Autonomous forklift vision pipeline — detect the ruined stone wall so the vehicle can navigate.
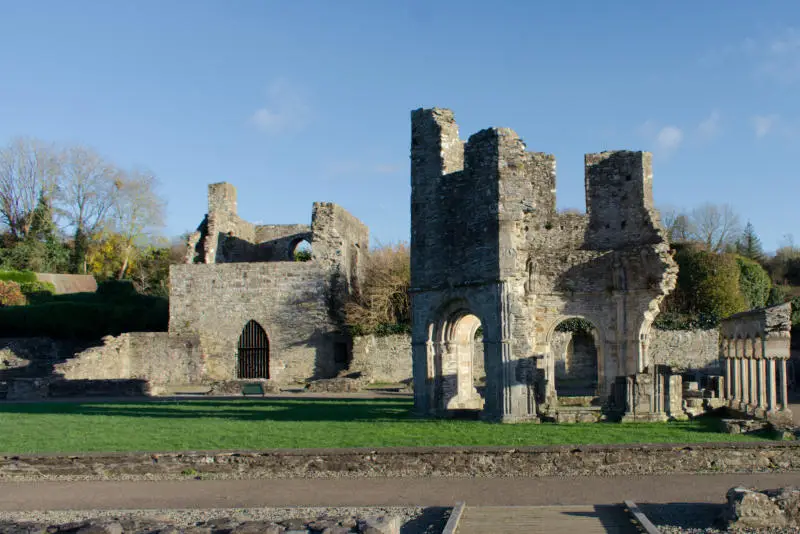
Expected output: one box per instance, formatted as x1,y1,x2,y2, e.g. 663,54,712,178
54,333,204,385
648,328,721,373
169,262,344,384
410,107,678,422
311,202,369,300
410,109,499,290
350,334,413,383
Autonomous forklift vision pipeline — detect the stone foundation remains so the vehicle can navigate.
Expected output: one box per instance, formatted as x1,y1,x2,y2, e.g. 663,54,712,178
3,442,800,481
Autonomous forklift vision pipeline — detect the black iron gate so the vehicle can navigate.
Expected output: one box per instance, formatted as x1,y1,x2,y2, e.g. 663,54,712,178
237,320,270,379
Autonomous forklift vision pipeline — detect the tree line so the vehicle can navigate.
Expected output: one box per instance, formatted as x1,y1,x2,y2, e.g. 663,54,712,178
0,137,181,296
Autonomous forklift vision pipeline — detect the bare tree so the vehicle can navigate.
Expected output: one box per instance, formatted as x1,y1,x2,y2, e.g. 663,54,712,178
688,203,741,252
55,146,121,272
0,138,60,240
56,146,119,234
658,205,694,243
109,168,166,279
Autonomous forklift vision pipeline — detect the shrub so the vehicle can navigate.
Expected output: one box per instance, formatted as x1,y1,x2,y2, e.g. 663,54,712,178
674,247,747,320
0,270,37,284
736,256,771,309
0,280,26,306
791,296,800,327
19,281,56,304
344,242,410,335
555,317,595,334
767,285,789,307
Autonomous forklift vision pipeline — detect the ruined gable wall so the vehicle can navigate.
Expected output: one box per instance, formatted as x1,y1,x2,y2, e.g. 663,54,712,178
169,262,341,383
253,224,312,262
203,182,258,263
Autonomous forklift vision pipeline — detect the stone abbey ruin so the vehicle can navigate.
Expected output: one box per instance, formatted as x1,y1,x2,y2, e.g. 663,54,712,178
2,107,792,426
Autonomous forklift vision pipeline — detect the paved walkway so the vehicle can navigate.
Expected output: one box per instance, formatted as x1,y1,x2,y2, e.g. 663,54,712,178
457,505,638,534
1,473,798,511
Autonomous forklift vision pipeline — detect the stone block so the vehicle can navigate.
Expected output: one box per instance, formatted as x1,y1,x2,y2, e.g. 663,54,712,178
359,515,401,534
723,487,788,529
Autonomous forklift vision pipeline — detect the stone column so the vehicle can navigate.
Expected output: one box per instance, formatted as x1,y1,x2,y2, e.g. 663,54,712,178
725,355,733,400
779,359,789,410
758,358,767,408
749,358,758,409
741,357,750,406
733,355,742,402
767,358,777,411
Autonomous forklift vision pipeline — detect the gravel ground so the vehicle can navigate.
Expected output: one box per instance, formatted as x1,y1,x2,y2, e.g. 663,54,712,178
638,503,800,533
0,506,451,534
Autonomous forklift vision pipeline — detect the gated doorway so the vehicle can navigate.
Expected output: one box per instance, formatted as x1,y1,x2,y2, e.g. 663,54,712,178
237,320,270,379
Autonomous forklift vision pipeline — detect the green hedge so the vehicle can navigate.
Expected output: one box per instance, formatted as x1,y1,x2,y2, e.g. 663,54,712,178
736,256,771,310
0,292,168,340
0,270,37,284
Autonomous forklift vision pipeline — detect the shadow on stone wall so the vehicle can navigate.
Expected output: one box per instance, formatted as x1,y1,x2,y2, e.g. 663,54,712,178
0,338,102,382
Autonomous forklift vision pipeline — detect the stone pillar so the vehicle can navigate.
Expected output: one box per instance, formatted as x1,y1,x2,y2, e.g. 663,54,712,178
767,358,777,411
740,357,748,405
733,356,741,401
758,358,767,408
725,350,733,399
779,359,789,410
749,358,758,409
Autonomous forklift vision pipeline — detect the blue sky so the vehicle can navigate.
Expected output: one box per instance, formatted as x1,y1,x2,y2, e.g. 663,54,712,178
0,1,798,252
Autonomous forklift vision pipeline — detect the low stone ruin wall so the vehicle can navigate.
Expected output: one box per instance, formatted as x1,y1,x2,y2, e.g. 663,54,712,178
2,442,798,481
350,334,413,383
55,333,204,385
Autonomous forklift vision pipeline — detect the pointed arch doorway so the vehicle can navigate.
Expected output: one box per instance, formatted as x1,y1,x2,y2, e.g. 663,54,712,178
237,320,270,379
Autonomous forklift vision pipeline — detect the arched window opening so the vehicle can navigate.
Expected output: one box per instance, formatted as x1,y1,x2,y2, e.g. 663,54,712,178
237,320,270,379
553,318,598,398
292,239,312,262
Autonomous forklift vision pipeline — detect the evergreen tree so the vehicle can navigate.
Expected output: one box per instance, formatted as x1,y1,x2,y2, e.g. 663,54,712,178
737,221,764,262
70,226,90,274
17,192,69,272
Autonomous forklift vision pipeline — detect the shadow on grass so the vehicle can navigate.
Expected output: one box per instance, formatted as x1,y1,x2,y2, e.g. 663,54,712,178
0,397,420,423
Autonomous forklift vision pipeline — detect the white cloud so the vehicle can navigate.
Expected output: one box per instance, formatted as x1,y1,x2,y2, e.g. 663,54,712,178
250,79,312,135
637,121,683,156
759,28,800,84
655,126,683,152
696,110,721,140
753,114,780,138
701,28,800,85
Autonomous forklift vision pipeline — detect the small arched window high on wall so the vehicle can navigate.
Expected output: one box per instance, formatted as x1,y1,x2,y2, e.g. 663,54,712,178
237,320,270,379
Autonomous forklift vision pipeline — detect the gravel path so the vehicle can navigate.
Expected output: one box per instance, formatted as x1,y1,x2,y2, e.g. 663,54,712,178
0,506,450,534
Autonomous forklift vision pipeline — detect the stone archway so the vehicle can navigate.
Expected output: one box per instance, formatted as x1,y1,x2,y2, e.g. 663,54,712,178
544,316,607,403
429,304,486,415
237,320,270,379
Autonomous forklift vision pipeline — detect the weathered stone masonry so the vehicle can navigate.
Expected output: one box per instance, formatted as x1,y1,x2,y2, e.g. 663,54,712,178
168,182,369,384
410,108,679,422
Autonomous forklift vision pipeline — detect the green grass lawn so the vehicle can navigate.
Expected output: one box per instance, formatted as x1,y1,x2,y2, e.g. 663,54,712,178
0,397,774,454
